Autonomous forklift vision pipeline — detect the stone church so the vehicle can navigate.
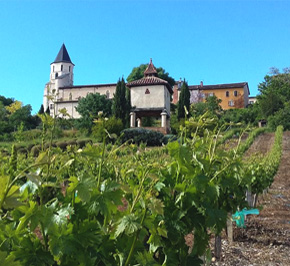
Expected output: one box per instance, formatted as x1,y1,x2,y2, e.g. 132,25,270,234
43,44,173,134
43,44,117,119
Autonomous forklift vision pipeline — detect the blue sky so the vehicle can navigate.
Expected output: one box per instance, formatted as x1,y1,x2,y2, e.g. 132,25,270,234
0,0,290,113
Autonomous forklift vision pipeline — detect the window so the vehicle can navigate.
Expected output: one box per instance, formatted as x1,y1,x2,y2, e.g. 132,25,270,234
209,92,214,97
50,103,54,110
106,90,110,98
53,66,55,72
145,88,150,94
55,73,58,78
226,91,229,97
61,65,63,71
69,66,71,72
228,100,234,107
234,90,238,97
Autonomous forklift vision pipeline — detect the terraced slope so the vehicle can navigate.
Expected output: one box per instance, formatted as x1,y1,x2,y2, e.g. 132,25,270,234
211,132,290,266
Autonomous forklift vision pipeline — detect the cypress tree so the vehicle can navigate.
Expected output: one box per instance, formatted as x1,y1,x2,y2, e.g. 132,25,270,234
38,104,44,114
112,77,129,126
177,80,190,119
112,79,122,118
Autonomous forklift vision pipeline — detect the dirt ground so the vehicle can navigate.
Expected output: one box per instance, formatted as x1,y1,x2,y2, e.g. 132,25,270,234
211,132,290,266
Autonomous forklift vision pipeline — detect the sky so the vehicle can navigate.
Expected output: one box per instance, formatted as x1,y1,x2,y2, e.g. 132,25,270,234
0,0,290,114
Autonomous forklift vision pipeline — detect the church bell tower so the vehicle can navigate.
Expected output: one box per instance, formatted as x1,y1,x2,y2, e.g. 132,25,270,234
43,44,74,115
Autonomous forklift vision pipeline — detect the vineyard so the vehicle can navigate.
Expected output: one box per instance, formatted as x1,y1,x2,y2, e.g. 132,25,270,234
0,121,288,266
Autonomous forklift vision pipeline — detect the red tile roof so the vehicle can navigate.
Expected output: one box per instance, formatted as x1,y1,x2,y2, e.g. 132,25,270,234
144,58,158,77
127,59,173,94
127,76,173,94
188,82,250,95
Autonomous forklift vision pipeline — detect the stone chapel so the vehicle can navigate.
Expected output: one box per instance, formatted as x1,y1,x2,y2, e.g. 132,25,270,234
43,44,173,133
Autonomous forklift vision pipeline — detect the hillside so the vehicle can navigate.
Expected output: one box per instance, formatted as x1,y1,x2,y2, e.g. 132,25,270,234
211,132,290,265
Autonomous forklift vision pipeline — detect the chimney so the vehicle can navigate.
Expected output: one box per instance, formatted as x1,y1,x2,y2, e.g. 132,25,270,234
200,81,203,87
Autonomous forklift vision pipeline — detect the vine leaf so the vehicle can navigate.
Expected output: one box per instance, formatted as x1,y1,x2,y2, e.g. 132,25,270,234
115,214,141,237
0,251,21,266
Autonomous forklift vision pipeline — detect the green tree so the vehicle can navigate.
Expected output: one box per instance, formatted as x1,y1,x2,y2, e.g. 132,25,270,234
75,93,112,130
257,69,290,117
177,80,190,119
112,78,130,127
38,104,44,114
206,95,222,113
127,63,175,87
0,95,14,106
9,104,34,130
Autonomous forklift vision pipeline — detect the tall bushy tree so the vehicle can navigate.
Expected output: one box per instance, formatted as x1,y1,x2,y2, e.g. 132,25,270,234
112,78,126,123
112,78,131,128
75,93,112,131
257,69,290,117
177,80,190,119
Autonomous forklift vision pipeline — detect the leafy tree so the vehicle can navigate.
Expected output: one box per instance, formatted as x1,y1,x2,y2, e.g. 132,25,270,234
0,95,13,106
38,104,44,114
267,102,290,130
257,69,290,118
219,104,260,126
177,80,190,119
5,100,22,114
127,63,175,87
9,104,34,130
75,93,112,130
112,78,130,127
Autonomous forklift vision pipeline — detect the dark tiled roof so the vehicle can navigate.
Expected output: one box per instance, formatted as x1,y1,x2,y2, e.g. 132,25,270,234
127,76,173,94
144,58,158,77
188,82,249,94
52,44,73,64
59,83,117,89
189,82,248,90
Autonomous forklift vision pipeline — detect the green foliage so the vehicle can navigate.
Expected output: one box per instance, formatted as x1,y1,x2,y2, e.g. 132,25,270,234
220,104,260,126
0,95,38,137
177,80,190,119
112,78,130,127
92,116,123,142
127,63,175,87
121,128,164,146
244,126,283,201
75,93,112,131
258,71,290,118
267,102,290,131
0,110,283,265
236,127,267,155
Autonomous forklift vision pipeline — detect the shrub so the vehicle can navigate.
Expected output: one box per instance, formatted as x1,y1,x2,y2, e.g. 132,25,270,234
92,117,124,142
120,128,164,146
162,134,177,145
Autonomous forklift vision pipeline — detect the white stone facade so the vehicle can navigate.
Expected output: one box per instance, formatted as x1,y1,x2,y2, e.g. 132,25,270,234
131,84,171,113
43,44,116,119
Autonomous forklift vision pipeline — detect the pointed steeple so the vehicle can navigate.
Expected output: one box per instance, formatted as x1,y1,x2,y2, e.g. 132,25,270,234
144,58,158,77
53,44,73,64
